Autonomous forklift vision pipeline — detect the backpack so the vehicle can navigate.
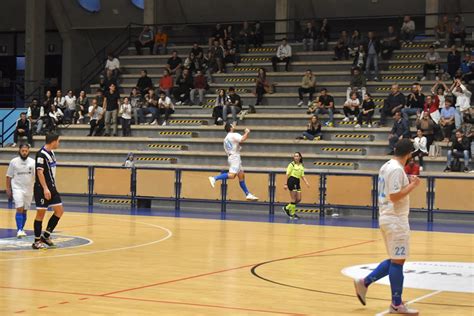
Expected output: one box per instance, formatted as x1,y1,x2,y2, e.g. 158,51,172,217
450,158,462,172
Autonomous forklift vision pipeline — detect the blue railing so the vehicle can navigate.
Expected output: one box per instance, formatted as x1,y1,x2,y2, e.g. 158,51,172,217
0,108,24,147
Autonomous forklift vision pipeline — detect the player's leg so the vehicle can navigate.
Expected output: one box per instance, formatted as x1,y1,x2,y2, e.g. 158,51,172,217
292,190,302,219
41,193,64,247
32,208,47,249
285,190,298,218
237,171,258,201
209,156,239,188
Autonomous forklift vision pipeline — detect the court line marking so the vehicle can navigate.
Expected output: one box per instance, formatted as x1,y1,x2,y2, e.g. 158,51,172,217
0,234,94,253
374,290,443,316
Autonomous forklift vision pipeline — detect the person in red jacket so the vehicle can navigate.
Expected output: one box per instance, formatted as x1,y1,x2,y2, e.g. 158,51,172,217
423,95,439,114
158,69,174,98
190,70,208,106
404,157,421,175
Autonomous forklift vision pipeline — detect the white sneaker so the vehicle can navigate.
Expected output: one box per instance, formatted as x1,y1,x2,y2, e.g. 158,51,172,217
246,193,259,201
420,76,426,81
367,124,372,128
11,143,16,147
353,116,357,121
434,40,440,45
217,117,223,123
419,166,423,172
307,101,312,107
297,100,304,106
239,110,248,120
150,120,158,125
389,303,419,315
353,278,367,306
208,176,216,188
161,121,167,126
17,230,27,238
342,117,350,122
435,76,440,81
354,124,361,128
175,101,182,105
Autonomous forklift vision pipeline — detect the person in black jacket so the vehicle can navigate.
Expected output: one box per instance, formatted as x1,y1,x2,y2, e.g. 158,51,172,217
316,18,330,51
173,69,194,105
444,129,471,172
380,84,406,126
401,83,425,121
136,70,154,97
302,22,316,51
13,112,32,147
364,31,381,81
388,111,410,154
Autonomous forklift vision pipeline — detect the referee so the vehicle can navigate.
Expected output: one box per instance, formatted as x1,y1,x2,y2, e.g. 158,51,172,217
32,133,64,250
282,152,310,219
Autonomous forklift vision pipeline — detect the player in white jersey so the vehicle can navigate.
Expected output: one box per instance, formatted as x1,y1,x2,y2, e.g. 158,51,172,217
6,144,35,238
353,138,420,315
208,122,258,200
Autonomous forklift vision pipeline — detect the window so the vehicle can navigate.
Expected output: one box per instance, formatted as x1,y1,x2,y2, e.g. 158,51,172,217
77,0,101,13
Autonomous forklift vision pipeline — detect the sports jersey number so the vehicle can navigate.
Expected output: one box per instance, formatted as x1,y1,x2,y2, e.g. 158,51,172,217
395,246,406,256
40,199,45,205
378,177,386,198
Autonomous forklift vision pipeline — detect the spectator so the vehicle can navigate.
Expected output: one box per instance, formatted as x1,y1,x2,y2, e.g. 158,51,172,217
297,69,317,107
76,90,88,124
423,95,439,117
104,53,120,80
430,81,448,113
123,152,135,168
449,15,466,47
64,90,77,123
316,18,330,51
348,29,362,56
209,23,225,47
190,70,208,106
309,88,335,127
255,68,272,106
47,104,63,132
421,46,441,81
251,21,264,48
224,39,239,66
120,97,132,136
173,69,193,105
224,25,235,42
53,90,65,112
166,51,183,81
333,30,349,60
213,89,229,125
440,99,456,141
447,45,462,79
404,158,421,175
347,67,367,100
140,89,159,125
103,83,120,136
402,83,425,121
129,87,143,124
400,15,415,44
355,93,375,128
159,69,174,97
27,98,45,135
445,129,471,172
136,69,154,97
87,99,104,136
416,111,437,149
364,31,381,81
184,52,197,74
223,87,242,124
450,79,472,128
352,45,366,70
380,84,406,126
302,22,316,51
12,112,32,147
297,115,322,140
381,26,401,59
236,21,251,53
343,91,360,122
461,108,474,155
203,50,218,81
211,40,225,73
153,27,168,55
191,42,204,60
271,38,292,72
388,111,410,155
135,26,154,55
158,91,175,126
434,15,451,47
94,89,104,111
412,129,428,167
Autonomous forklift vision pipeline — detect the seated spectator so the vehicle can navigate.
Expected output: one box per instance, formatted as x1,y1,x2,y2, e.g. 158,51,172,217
309,88,335,127
184,52,197,74
166,51,183,81
105,53,120,80
297,69,317,107
223,87,242,125
440,100,456,141
136,69,154,97
251,21,264,48
416,111,437,149
460,53,474,83
53,89,65,112
190,70,208,106
297,115,322,140
333,30,349,60
450,79,472,128
94,89,104,111
191,42,204,60
224,25,235,42
87,99,104,136
27,98,45,135
352,45,366,70
343,91,360,122
140,89,159,125
48,104,64,131
159,69,174,97
255,67,272,106
236,21,251,53
421,46,441,81
364,31,381,81
400,15,415,44
380,84,406,126
316,18,330,51
459,53,472,79
447,45,461,79
213,89,229,125
461,108,474,155
355,93,375,128
203,50,218,81
64,90,77,123
76,90,88,124
135,26,154,55
402,83,425,121
119,97,132,136
423,95,439,117
271,38,292,72
431,81,449,112
381,26,400,60
434,15,451,47
302,22,316,52
404,158,421,175
173,69,193,105
209,23,225,47
347,67,366,100
211,40,225,73
123,153,135,168
12,112,32,147
224,39,239,66
348,30,362,56
412,129,428,167
449,15,466,47
444,129,471,172
153,27,168,55
129,87,144,124
43,90,53,113
388,111,410,155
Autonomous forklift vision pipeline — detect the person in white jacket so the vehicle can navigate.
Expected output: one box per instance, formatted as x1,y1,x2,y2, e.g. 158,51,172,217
450,79,472,128
412,129,428,167
271,38,292,72
120,97,132,136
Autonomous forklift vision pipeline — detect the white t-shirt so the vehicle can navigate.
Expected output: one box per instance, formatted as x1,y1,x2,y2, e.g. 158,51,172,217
64,95,76,110
105,58,120,71
6,157,35,192
224,132,243,157
88,105,103,120
158,96,174,110
413,136,427,153
378,159,410,224
120,103,132,119
344,98,360,107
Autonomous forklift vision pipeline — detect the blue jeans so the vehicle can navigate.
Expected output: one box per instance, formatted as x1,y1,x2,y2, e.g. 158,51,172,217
315,107,334,123
138,107,158,123
365,54,379,79
454,108,462,129
401,107,419,121
447,149,470,168
302,132,321,140
223,105,240,123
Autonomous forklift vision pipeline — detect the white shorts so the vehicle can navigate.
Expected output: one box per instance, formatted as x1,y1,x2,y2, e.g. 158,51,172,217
380,220,410,259
228,155,243,174
13,190,33,210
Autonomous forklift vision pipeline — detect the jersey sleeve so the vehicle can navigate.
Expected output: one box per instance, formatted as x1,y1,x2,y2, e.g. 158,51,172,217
234,133,243,143
286,163,293,176
36,153,46,170
6,161,14,178
387,168,405,194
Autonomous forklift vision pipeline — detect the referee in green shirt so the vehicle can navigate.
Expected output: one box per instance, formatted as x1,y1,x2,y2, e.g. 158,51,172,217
283,152,310,219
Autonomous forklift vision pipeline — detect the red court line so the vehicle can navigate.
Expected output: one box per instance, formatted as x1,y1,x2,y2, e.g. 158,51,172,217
14,311,25,314
101,239,376,296
37,305,48,309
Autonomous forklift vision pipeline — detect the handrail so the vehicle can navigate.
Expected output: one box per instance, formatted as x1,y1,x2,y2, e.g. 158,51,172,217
0,108,19,147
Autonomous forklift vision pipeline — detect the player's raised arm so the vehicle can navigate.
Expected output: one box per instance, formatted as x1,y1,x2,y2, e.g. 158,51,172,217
240,128,250,142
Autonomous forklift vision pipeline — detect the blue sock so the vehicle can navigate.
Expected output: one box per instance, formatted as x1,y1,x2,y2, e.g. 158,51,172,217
389,262,404,306
15,212,23,231
215,173,228,181
364,259,391,287
239,180,250,195
22,212,27,230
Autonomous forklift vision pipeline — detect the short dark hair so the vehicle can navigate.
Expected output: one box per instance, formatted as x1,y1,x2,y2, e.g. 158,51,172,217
282,38,287,41
19,143,30,149
320,88,327,92
429,45,435,49
45,133,59,144
142,69,148,74
394,138,414,157
20,112,26,116
224,122,233,133
228,87,235,92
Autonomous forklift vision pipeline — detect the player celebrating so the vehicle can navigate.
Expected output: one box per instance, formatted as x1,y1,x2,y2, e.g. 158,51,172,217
353,138,420,315
208,122,258,201
282,152,310,219
32,133,65,250
6,144,35,238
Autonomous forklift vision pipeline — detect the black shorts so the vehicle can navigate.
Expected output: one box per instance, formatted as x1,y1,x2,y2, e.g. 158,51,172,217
287,176,301,192
34,185,62,209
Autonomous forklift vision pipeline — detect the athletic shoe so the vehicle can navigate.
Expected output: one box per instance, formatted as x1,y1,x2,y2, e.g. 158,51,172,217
208,176,216,188
389,303,419,315
464,167,469,172
354,124,361,128
292,213,300,220
342,117,350,122
353,278,367,306
239,110,248,120
246,193,259,201
17,230,27,238
353,116,357,121
32,241,47,250
297,100,304,107
420,76,426,81
367,124,372,128
282,206,291,218
11,143,16,147
433,40,440,45
161,121,167,126
435,76,440,81
443,167,451,172
307,101,312,107
41,236,56,248
150,120,158,125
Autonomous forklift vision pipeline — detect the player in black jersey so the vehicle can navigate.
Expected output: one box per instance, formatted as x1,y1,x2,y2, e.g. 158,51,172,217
32,133,64,249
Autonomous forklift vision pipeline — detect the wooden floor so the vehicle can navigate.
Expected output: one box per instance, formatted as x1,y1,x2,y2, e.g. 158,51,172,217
0,209,472,315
